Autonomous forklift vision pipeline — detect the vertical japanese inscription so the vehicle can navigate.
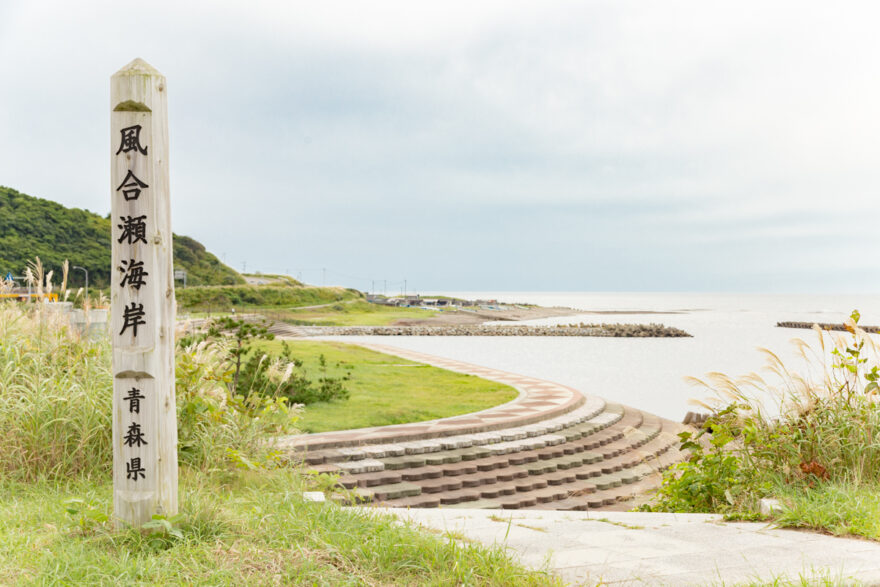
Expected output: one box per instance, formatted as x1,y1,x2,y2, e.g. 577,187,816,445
114,121,152,485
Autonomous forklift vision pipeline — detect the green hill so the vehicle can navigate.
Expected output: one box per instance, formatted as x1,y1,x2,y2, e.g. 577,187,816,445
0,185,244,288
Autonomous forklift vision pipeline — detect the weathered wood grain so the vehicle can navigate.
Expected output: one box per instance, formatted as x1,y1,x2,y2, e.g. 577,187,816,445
110,58,177,526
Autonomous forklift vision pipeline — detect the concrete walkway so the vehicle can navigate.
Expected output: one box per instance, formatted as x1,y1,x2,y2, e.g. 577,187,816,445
383,508,880,585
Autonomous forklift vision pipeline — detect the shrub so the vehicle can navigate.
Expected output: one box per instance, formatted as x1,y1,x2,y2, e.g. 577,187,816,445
646,311,880,513
201,318,350,406
175,337,298,470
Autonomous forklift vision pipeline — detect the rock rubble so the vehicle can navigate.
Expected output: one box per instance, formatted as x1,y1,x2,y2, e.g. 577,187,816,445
777,321,880,334
291,323,692,337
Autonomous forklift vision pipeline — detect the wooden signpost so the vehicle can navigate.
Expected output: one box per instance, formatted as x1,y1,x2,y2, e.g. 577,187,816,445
110,58,178,526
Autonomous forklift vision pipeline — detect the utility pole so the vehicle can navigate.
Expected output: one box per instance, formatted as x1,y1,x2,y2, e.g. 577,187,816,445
322,267,326,286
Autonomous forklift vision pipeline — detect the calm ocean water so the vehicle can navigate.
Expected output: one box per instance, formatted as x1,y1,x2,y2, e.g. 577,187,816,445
328,293,880,421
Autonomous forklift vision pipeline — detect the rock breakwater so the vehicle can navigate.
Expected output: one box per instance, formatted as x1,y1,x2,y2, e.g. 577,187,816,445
777,321,880,334
288,323,692,337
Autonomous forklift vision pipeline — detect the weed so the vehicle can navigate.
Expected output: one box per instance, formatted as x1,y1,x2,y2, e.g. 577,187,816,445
140,513,186,548
592,517,644,530
515,523,548,532
63,498,110,535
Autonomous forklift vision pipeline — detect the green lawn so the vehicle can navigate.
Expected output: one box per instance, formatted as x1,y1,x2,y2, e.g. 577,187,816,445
255,340,518,433
0,470,558,585
279,300,440,326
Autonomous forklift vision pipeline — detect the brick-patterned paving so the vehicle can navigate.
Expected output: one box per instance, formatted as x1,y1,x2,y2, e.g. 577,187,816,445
281,344,689,511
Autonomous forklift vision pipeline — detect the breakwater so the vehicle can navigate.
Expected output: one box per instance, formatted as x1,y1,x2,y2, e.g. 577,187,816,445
285,323,692,337
777,321,880,334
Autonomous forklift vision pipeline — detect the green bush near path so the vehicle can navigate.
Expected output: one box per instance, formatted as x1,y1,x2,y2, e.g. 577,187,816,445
255,339,519,433
644,311,880,542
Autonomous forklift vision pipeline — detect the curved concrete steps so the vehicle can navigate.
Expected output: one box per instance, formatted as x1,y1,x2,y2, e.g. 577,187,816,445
283,345,689,511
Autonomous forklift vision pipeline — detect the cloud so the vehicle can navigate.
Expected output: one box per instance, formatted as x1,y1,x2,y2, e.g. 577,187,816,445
2,1,880,292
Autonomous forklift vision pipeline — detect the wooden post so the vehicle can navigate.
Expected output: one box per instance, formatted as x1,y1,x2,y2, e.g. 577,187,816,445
110,58,178,526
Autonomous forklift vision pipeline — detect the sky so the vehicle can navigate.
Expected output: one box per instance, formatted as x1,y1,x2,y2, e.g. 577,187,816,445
2,1,879,294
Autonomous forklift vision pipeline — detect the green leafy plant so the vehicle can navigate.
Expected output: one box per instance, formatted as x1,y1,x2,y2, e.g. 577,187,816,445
141,513,186,549
63,497,109,535
642,405,759,512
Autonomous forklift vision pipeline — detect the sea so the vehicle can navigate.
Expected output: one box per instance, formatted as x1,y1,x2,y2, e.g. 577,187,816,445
328,293,880,421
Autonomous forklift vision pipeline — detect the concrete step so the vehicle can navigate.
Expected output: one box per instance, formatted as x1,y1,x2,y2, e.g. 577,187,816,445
443,499,502,509
297,400,616,465
322,403,688,512
355,481,422,502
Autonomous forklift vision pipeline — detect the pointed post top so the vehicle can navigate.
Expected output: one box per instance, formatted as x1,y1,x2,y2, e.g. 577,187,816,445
113,58,162,78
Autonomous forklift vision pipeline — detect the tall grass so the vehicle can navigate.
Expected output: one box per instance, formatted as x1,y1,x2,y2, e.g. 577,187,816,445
687,313,880,485
647,311,880,522
0,302,298,481
0,304,112,479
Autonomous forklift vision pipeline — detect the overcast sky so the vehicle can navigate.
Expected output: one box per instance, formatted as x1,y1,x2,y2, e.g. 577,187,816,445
2,1,879,293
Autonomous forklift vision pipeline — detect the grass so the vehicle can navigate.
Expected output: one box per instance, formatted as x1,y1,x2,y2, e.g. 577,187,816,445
0,469,560,586
0,301,556,585
177,284,362,312
773,481,880,539
255,339,518,433
276,300,440,326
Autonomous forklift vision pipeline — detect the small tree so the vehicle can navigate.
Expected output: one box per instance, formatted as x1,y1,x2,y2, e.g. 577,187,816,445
202,317,350,405
207,317,274,394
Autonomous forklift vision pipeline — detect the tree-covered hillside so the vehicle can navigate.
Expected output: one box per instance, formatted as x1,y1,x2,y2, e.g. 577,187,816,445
0,185,244,288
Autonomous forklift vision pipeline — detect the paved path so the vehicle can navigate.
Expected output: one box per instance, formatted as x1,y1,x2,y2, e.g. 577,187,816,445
384,508,880,585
